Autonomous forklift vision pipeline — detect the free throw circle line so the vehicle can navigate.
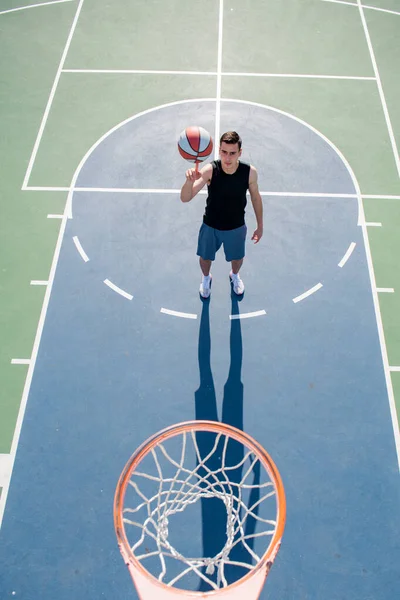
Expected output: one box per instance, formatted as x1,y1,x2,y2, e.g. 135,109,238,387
293,283,323,303
104,279,133,301
338,242,356,267
229,310,267,320
73,236,90,262
160,308,197,319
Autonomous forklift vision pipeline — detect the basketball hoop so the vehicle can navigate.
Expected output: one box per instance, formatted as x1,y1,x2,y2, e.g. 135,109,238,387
114,421,286,599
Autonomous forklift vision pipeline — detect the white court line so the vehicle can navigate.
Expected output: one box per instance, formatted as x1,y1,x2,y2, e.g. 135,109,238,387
223,72,375,80
259,191,357,198
360,3,400,17
10,359,31,365
363,195,400,200
63,68,375,81
104,279,133,300
365,222,382,227
30,280,48,286
338,242,356,267
357,1,400,178
293,283,323,303
63,68,217,75
0,455,12,489
21,0,85,189
22,187,400,200
377,288,394,293
160,308,197,320
73,236,89,262
390,367,400,372
26,186,70,191
0,0,74,16
229,310,267,320
323,0,400,17
214,0,224,158
47,214,63,219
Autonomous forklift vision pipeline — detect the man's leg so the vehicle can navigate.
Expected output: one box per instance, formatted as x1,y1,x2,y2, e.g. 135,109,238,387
230,259,243,275
224,226,246,295
200,257,212,276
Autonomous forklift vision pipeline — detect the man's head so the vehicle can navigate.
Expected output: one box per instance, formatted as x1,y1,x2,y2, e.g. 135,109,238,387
219,131,242,172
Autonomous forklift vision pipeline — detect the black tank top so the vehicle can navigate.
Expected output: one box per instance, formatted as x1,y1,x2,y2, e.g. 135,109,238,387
203,160,250,231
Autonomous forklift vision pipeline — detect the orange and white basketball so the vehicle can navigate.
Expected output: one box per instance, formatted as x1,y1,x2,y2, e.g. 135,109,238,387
177,126,213,163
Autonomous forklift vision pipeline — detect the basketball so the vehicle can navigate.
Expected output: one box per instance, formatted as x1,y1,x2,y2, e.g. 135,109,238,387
177,126,213,163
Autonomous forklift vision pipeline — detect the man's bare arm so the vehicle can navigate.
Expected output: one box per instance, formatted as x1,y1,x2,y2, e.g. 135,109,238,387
180,163,212,203
249,166,263,243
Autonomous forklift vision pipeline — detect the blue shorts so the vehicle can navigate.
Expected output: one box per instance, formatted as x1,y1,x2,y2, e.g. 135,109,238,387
197,223,247,262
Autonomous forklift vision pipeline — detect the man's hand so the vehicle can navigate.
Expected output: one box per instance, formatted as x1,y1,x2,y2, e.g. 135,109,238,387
251,227,263,244
185,167,202,182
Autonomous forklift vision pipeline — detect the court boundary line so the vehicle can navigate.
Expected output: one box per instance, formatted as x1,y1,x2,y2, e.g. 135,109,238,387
21,0,85,190
357,0,400,178
0,0,74,16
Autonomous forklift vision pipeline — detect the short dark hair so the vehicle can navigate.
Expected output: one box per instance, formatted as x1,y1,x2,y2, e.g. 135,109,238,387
220,131,242,150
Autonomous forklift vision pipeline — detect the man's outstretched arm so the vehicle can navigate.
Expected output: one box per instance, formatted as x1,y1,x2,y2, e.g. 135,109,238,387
180,163,212,203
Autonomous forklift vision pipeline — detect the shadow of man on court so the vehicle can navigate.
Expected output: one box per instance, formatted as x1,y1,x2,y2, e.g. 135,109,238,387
194,292,260,591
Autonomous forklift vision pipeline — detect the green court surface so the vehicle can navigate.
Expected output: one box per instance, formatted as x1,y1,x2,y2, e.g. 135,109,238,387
0,0,399,580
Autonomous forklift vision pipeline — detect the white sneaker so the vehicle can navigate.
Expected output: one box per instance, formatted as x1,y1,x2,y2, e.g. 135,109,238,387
229,271,245,295
199,274,212,298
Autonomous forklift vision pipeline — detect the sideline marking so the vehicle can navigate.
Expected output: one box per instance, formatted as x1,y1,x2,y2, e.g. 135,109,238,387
0,0,74,16
365,222,382,227
338,242,356,267
104,279,133,300
214,0,224,158
229,310,266,320
47,214,63,219
0,455,12,489
73,236,89,262
377,288,394,293
30,280,48,286
293,283,323,303
357,0,400,178
160,308,197,320
0,189,71,527
11,359,31,365
21,0,85,189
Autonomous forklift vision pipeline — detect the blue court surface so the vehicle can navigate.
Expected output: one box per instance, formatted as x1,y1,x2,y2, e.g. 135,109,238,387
1,101,400,598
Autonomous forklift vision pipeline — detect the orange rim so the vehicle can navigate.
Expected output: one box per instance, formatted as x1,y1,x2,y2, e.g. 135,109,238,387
114,420,286,596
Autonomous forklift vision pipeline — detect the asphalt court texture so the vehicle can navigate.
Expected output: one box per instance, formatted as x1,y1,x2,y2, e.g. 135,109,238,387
1,98,400,598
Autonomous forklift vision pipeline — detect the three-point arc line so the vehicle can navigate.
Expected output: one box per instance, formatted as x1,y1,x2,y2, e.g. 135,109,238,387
104,279,133,301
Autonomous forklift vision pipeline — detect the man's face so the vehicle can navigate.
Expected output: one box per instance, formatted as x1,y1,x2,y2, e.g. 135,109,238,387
219,142,242,172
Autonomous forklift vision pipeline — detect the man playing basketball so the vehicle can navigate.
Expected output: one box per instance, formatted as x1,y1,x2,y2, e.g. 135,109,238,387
180,131,263,298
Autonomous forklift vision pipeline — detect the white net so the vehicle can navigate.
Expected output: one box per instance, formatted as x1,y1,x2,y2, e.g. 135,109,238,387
122,430,279,592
